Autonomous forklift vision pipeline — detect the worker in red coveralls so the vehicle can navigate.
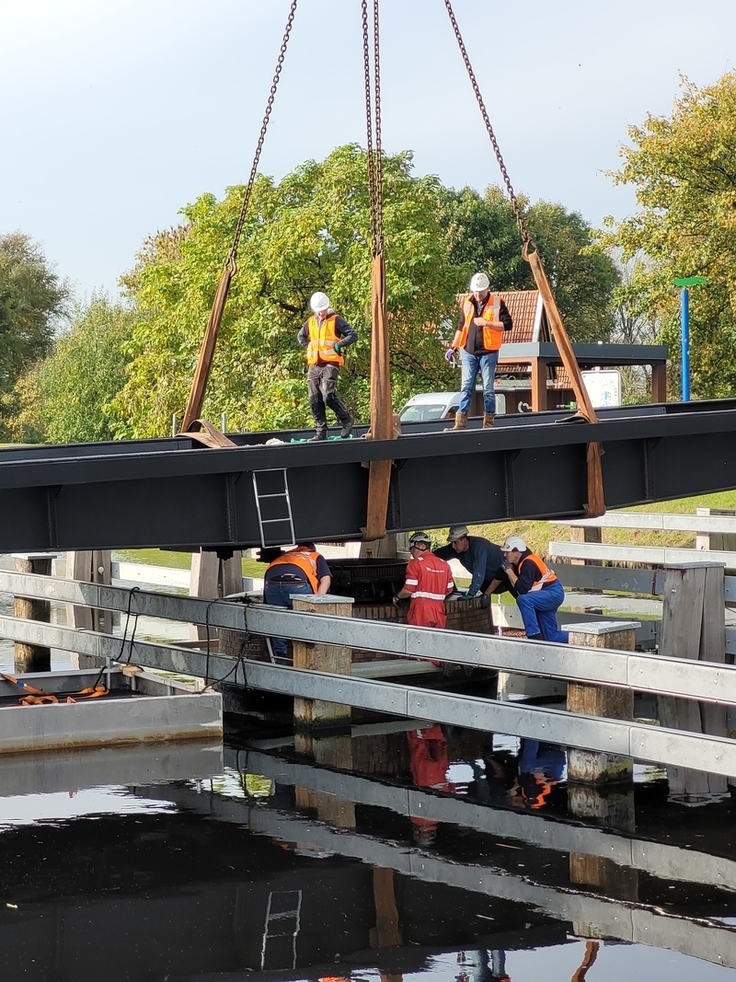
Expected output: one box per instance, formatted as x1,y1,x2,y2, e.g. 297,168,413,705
393,531,454,627
393,531,454,669
406,723,454,846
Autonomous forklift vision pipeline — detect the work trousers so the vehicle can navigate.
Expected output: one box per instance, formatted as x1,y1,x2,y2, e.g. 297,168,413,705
458,348,500,414
407,598,447,666
307,364,351,428
263,580,314,658
516,580,569,643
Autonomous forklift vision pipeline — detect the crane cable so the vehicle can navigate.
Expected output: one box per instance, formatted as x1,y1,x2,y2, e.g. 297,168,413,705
442,0,605,517
361,0,395,541
181,0,300,434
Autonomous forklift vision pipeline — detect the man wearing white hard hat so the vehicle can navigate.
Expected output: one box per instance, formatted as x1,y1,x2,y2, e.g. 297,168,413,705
500,536,568,644
444,271,512,431
297,292,358,441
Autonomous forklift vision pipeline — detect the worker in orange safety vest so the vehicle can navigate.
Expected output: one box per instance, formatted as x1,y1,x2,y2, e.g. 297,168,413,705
297,291,358,441
264,543,331,659
444,271,512,431
500,535,568,643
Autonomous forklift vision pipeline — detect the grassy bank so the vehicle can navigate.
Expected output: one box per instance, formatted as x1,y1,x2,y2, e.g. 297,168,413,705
453,490,736,558
115,490,736,573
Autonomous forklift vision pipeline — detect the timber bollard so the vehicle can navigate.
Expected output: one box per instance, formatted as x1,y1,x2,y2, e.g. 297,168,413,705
13,553,56,673
566,620,639,786
657,562,728,799
292,594,354,730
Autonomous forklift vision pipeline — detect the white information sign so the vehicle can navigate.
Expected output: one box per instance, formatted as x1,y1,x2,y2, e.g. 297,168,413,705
581,369,621,408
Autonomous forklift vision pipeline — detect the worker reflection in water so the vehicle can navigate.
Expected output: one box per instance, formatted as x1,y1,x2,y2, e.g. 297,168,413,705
444,271,513,431
435,525,506,600
263,543,331,659
298,291,358,441
500,536,568,643
513,738,565,810
456,949,510,982
393,531,455,670
406,723,454,846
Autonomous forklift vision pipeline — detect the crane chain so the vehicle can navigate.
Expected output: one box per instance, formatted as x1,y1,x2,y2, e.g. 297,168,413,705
227,0,299,272
443,0,534,250
361,0,384,257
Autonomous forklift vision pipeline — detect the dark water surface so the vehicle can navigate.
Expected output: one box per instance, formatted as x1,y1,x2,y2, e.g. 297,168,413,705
2,709,735,982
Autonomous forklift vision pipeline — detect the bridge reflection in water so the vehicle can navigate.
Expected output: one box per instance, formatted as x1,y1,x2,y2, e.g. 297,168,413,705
2,719,735,982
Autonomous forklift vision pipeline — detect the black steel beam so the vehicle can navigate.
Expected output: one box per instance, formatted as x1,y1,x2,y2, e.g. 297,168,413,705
0,399,735,551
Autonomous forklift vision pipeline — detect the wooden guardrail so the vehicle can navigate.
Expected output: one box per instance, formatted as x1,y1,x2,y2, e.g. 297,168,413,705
548,510,736,653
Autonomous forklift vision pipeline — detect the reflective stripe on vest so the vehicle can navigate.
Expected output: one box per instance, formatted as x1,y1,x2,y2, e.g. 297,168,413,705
306,315,344,366
452,294,504,352
267,551,319,592
518,553,558,592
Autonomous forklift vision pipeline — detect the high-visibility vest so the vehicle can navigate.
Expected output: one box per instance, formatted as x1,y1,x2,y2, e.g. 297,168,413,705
518,553,559,592
266,550,320,591
306,314,344,366
452,293,504,352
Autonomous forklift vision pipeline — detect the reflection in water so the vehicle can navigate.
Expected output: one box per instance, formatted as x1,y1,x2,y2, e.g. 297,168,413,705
513,739,566,811
407,724,454,846
0,711,735,979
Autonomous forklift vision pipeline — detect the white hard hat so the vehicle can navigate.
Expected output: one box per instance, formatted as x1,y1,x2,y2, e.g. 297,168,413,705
310,291,331,313
447,525,469,542
501,536,527,553
409,531,432,548
470,272,490,292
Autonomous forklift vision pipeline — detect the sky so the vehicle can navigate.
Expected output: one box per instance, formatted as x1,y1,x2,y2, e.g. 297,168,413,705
1,0,735,303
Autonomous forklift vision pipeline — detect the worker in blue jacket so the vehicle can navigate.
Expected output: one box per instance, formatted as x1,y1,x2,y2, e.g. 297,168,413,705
434,525,506,598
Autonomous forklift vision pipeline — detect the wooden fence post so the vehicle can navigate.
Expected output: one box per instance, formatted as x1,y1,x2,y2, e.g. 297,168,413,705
13,553,55,673
657,562,728,800
292,594,354,730
567,620,638,785
695,507,736,553
189,549,244,640
567,620,639,908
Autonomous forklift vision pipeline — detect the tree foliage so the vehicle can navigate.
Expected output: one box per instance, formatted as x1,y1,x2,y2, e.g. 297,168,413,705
604,73,736,398
2,297,137,444
111,146,462,437
437,187,619,341
0,233,69,404
110,145,621,439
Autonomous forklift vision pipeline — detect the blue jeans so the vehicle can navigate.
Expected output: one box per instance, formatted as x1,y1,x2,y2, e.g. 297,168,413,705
459,348,499,414
516,580,569,643
263,580,314,657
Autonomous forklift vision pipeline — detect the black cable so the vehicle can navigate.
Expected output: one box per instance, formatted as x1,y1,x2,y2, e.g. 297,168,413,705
91,585,141,690
199,596,256,691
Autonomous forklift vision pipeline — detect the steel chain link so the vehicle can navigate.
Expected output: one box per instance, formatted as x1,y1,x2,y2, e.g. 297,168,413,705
372,0,384,254
361,0,384,257
228,0,299,272
443,0,533,249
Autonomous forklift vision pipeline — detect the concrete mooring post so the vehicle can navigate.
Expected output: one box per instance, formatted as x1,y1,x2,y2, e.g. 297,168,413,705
13,553,56,673
566,620,639,786
292,594,354,730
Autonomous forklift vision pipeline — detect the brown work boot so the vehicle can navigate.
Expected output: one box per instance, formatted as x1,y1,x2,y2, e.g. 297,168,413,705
444,411,467,432
483,412,495,428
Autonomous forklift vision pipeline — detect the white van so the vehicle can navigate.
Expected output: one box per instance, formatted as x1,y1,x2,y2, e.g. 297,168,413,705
399,390,506,422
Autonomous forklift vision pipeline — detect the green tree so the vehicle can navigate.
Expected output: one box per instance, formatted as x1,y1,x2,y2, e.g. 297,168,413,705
438,188,619,340
110,146,465,438
0,232,69,403
3,296,137,444
604,72,736,398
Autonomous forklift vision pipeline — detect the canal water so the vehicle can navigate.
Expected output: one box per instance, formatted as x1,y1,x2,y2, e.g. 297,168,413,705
1,566,735,979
